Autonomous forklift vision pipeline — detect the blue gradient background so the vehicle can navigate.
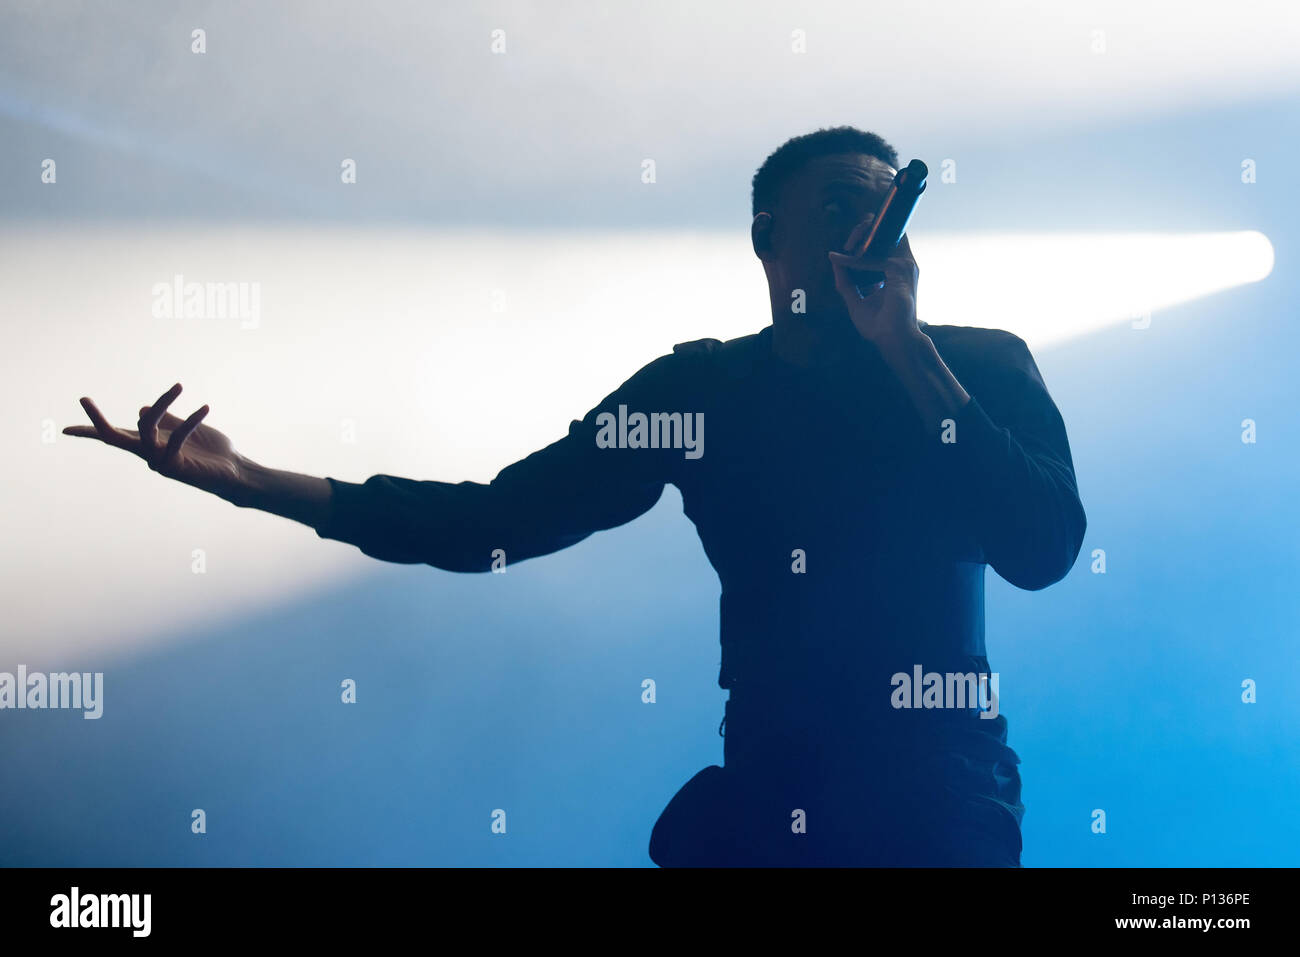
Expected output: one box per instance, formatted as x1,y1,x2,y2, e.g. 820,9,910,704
1,4,1296,866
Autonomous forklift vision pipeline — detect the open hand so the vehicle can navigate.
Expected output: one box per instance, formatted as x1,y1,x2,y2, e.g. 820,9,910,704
63,382,250,502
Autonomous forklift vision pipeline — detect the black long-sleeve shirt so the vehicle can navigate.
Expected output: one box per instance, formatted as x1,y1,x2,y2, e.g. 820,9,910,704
315,322,1086,838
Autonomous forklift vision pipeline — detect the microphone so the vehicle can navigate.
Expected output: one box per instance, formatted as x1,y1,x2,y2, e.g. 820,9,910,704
849,158,927,296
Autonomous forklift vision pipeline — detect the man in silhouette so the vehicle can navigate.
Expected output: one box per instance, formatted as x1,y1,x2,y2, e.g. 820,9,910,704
66,126,1086,866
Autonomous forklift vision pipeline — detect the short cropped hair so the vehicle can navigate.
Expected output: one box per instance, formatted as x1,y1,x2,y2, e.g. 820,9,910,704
751,126,900,216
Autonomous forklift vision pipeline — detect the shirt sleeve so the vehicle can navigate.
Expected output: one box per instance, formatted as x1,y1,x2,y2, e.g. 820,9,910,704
313,349,694,572
935,333,1088,591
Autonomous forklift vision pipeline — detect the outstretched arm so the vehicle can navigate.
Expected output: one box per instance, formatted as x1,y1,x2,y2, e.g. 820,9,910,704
66,352,693,573
63,382,333,526
309,408,669,572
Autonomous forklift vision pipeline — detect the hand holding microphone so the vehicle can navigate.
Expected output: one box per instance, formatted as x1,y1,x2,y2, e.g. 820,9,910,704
828,158,927,344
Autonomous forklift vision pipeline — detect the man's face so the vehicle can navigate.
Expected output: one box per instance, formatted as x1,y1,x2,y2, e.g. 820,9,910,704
757,152,898,322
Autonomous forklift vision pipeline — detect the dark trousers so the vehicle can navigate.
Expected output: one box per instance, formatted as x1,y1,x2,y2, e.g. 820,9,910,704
649,757,1023,867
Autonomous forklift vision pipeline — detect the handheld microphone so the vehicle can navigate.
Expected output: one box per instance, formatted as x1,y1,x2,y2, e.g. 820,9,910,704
849,158,927,296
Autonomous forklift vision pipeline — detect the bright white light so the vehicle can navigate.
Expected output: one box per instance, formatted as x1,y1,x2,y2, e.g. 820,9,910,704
913,231,1276,346
0,226,1274,661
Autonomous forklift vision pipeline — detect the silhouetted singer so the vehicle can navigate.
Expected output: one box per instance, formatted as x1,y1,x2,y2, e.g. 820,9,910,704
66,127,1086,866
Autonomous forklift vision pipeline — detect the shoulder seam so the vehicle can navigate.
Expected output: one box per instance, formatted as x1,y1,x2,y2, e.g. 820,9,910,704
672,337,724,355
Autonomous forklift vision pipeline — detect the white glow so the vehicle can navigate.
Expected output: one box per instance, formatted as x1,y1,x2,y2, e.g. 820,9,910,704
0,226,1274,661
913,230,1276,346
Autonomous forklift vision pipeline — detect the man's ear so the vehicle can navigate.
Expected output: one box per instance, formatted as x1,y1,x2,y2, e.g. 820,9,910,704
751,212,775,260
